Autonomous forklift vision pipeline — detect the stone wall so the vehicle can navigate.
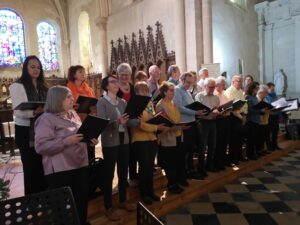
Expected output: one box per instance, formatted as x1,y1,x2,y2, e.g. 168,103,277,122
0,0,69,78
256,0,300,98
212,0,259,82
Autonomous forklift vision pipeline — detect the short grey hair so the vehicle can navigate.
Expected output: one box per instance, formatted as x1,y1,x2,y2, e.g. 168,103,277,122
117,63,132,75
167,65,179,78
215,76,226,85
257,84,268,94
203,77,216,86
45,86,70,113
198,68,208,75
149,65,159,75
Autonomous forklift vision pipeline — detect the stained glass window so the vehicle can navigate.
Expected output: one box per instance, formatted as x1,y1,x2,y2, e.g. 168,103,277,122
37,22,59,71
0,9,26,66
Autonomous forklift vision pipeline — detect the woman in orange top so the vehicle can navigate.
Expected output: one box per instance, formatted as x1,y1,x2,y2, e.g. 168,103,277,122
67,65,96,160
67,65,95,102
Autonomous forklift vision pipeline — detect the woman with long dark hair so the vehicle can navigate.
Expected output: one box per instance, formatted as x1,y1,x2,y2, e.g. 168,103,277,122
9,55,48,195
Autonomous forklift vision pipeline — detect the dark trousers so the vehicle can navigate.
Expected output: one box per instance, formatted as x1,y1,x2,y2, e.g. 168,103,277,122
45,167,89,225
215,117,230,168
182,123,197,172
197,119,217,172
246,121,261,158
159,137,186,187
128,128,138,180
259,124,271,150
133,141,157,197
269,114,279,149
229,115,246,163
15,124,45,195
102,144,129,209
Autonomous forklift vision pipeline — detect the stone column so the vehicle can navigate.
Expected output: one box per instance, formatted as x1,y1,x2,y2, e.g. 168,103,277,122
264,23,274,84
202,0,213,64
294,15,300,97
96,17,108,76
255,2,268,83
174,0,187,71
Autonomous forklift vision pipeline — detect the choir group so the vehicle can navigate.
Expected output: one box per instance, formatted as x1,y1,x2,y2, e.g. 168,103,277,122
9,55,284,224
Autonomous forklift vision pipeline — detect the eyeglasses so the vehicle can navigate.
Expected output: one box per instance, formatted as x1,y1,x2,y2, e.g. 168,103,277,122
208,86,216,89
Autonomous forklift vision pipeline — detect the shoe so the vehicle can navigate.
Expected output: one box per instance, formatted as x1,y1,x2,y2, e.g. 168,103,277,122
206,167,220,172
191,173,205,180
216,166,226,171
142,196,152,205
119,202,136,212
150,194,160,201
168,184,184,195
104,208,121,221
275,145,283,150
178,180,189,187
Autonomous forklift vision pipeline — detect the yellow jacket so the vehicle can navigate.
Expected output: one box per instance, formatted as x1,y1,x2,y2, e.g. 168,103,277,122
131,102,158,143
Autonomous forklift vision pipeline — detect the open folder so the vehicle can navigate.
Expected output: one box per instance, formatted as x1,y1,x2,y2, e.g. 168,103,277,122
77,115,110,142
253,101,274,110
76,96,98,114
185,102,212,113
147,112,194,127
124,95,151,118
282,98,299,112
218,100,233,112
14,101,46,110
232,99,247,110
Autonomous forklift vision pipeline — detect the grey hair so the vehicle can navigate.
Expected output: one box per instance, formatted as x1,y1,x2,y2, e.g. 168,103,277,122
231,74,242,84
149,65,159,75
45,86,70,113
215,76,226,85
257,84,268,94
167,65,179,78
117,63,132,75
198,68,208,75
179,72,193,81
203,77,216,86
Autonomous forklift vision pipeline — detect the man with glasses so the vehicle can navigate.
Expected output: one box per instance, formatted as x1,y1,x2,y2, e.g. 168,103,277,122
195,78,220,178
173,72,206,180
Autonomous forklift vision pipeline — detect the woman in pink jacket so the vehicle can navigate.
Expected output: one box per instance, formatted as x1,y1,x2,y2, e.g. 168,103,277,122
35,86,98,225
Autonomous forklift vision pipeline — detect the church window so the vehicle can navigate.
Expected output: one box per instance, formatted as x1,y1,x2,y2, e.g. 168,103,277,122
0,9,26,66
37,22,59,70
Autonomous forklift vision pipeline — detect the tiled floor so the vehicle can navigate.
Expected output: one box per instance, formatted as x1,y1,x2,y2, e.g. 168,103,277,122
161,150,300,225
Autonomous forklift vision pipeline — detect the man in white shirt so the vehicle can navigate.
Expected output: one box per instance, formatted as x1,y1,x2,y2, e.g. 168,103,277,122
195,78,220,177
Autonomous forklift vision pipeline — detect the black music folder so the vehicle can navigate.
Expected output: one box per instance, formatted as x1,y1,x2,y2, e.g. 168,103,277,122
125,95,151,118
76,96,98,114
146,113,174,127
77,115,109,142
253,101,274,110
14,101,46,110
218,100,233,112
232,100,247,110
185,101,212,113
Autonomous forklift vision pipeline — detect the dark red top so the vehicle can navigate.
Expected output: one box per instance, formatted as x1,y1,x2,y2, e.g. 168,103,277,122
122,92,132,102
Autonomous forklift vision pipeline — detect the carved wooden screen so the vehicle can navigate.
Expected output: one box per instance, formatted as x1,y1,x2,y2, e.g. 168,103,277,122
110,21,175,82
